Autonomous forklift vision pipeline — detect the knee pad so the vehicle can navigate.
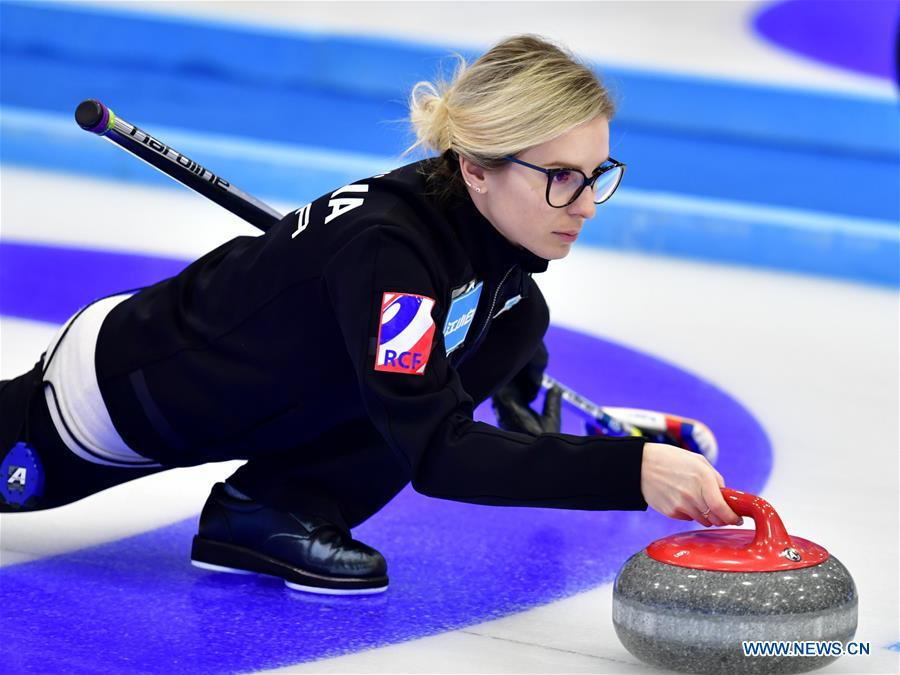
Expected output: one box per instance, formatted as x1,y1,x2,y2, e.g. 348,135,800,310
0,362,163,512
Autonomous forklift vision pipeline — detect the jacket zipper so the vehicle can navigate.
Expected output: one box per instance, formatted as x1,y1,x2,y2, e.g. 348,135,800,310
471,265,515,347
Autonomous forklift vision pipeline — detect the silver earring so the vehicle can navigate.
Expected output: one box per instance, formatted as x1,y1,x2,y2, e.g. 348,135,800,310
474,187,482,193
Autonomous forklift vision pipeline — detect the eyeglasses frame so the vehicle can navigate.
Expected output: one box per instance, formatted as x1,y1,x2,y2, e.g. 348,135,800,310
503,155,626,208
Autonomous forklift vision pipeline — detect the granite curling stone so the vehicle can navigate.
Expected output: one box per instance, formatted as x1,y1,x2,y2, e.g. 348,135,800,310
612,488,857,674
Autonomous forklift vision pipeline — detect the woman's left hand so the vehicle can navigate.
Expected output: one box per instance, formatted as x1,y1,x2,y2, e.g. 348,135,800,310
492,384,561,435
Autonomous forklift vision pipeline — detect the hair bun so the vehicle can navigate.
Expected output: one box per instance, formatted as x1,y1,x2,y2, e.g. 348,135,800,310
410,80,453,154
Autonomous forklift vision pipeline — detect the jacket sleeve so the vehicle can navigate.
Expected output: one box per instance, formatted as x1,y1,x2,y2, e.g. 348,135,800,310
323,225,647,511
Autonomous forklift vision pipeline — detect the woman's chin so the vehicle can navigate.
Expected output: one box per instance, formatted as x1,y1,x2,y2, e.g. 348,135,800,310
538,242,574,261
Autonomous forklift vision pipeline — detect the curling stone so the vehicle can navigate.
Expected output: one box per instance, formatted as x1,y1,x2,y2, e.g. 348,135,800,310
613,488,857,674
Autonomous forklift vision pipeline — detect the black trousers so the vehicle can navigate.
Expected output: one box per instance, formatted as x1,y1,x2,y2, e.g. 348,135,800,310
0,360,163,512
1,286,547,528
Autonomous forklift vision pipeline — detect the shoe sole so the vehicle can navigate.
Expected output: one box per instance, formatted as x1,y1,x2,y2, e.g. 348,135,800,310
190,536,389,596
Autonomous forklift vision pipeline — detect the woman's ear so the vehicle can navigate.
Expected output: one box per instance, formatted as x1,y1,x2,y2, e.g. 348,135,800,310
459,155,487,193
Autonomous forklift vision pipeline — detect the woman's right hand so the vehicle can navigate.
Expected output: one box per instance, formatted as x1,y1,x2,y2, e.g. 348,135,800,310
640,442,742,527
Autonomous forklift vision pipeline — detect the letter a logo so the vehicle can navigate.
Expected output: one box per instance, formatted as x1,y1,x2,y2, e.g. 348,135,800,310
7,466,27,491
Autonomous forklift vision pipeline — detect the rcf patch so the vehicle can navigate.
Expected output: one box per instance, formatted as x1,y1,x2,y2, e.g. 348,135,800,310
375,292,436,375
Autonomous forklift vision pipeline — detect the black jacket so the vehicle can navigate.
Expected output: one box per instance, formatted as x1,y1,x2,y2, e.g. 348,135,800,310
97,159,647,511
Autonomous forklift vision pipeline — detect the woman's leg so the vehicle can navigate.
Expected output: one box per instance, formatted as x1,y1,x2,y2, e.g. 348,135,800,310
190,419,402,594
1,295,170,512
224,418,409,532
0,360,164,512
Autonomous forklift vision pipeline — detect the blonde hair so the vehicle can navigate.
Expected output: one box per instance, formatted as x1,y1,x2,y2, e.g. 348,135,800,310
407,35,616,200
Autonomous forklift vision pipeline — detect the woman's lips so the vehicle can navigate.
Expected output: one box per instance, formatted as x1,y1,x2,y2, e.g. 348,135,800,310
553,231,579,243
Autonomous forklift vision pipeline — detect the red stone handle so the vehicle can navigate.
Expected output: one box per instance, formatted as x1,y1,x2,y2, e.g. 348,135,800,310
720,487,794,552
646,488,828,571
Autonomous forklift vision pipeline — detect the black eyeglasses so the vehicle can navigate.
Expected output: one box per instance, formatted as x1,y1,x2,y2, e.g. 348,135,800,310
503,155,626,208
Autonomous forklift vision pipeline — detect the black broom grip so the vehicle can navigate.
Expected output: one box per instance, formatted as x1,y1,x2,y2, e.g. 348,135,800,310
75,99,283,232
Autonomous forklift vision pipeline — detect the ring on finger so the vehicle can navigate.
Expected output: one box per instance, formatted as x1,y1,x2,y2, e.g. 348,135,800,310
701,508,711,519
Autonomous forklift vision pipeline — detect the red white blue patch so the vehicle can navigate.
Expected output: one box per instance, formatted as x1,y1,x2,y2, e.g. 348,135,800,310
374,292,436,375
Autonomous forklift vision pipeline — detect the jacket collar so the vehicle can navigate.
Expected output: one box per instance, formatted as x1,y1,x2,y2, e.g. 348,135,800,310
446,193,550,281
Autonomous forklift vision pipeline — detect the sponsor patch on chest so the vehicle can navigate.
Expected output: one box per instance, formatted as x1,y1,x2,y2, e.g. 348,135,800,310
443,281,483,355
374,292,436,375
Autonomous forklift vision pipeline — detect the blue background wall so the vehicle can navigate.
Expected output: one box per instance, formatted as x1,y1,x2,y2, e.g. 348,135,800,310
2,1,898,285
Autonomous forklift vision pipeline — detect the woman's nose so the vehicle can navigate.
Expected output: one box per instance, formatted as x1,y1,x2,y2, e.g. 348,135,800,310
568,186,596,220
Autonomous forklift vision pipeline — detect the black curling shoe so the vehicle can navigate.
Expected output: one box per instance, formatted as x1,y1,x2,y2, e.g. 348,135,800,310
190,482,388,595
